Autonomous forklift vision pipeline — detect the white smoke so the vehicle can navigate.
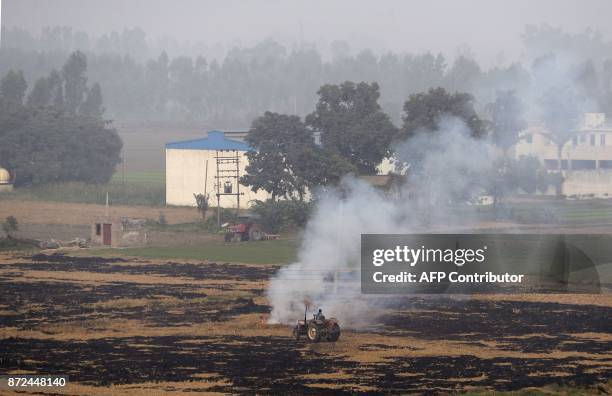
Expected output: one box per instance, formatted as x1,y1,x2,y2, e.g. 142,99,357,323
267,117,498,326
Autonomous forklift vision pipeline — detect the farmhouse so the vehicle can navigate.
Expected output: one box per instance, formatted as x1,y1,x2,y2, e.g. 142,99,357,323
514,113,612,197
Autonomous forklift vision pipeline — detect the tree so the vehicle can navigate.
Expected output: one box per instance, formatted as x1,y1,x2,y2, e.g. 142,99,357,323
26,76,53,107
539,85,583,175
288,144,356,191
241,112,317,200
486,156,559,207
444,55,482,92
485,90,527,153
2,216,18,238
194,193,210,220
62,51,88,113
305,81,397,175
484,90,529,207
0,103,122,186
399,87,486,140
0,70,27,105
48,70,65,109
80,83,104,117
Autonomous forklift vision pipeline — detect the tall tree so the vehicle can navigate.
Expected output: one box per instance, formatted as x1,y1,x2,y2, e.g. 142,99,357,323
0,105,122,186
241,112,316,200
539,86,583,196
485,90,527,153
26,76,52,107
48,70,65,109
444,55,481,92
305,81,397,175
80,83,104,118
62,51,88,113
0,70,27,105
398,87,486,140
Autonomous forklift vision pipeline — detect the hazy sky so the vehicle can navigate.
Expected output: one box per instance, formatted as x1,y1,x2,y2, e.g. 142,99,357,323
3,0,612,65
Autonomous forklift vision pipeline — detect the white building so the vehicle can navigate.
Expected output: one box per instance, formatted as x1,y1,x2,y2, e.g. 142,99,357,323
165,130,271,208
515,113,612,197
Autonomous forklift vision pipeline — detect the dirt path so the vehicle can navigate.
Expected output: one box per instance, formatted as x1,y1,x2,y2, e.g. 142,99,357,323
0,200,198,226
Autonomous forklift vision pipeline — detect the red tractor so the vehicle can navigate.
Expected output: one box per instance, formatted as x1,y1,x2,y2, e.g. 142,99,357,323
292,308,341,343
223,216,263,242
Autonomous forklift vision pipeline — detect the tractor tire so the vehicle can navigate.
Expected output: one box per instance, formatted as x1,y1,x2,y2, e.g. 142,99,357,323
249,227,263,241
292,328,300,341
224,232,233,242
306,323,321,343
328,323,341,342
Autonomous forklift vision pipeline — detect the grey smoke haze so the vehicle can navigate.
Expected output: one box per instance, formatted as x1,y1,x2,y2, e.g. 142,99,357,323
267,117,499,326
3,0,612,66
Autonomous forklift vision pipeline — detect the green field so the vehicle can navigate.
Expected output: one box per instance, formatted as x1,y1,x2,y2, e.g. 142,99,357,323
111,171,165,186
86,237,299,265
0,171,166,207
507,198,612,224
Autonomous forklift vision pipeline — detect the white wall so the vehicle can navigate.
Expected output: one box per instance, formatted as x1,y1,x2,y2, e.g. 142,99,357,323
165,148,271,207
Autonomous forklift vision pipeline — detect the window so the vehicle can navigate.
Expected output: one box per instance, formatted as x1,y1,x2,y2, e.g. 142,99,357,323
525,134,533,144
544,159,569,170
601,134,606,146
95,223,101,236
591,134,595,146
600,160,612,169
572,160,596,170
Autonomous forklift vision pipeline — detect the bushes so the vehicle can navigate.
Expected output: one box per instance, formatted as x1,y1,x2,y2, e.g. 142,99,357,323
250,199,313,234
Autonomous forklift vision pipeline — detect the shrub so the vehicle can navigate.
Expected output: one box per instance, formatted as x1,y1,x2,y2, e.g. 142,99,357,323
158,212,167,226
194,193,210,220
250,199,313,233
2,216,18,237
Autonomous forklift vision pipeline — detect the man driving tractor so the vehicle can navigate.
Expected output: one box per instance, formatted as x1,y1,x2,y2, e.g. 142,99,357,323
293,306,340,342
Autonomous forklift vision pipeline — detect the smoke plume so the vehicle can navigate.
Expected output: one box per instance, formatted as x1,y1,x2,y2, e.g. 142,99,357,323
267,117,498,326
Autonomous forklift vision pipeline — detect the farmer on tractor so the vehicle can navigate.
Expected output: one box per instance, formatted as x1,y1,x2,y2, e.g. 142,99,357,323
293,305,340,343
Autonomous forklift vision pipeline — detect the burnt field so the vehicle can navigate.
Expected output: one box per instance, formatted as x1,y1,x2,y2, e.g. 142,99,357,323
0,253,611,394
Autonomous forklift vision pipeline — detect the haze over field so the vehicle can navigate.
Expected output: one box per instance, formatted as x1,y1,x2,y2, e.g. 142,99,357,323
3,0,612,66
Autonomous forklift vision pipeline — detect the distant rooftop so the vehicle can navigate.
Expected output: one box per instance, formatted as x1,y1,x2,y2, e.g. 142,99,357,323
166,127,322,149
165,130,254,151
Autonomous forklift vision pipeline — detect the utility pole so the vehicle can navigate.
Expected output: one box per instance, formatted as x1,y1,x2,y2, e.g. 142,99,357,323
215,150,244,225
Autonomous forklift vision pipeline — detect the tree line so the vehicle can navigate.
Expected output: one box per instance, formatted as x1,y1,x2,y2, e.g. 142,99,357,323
2,25,612,126
241,82,559,204
0,52,122,186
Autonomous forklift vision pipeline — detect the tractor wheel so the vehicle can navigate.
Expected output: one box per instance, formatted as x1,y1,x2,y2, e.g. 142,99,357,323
292,328,300,341
328,323,341,342
249,227,263,241
306,323,321,343
224,232,233,242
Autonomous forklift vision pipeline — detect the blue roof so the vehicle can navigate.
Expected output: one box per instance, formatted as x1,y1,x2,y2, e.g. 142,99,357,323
165,130,253,151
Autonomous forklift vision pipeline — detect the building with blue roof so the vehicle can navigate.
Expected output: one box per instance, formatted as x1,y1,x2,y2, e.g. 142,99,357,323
165,130,271,207
165,130,254,151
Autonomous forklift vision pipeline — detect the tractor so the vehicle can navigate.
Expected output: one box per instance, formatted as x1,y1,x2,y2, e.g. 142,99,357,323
292,307,341,343
223,215,263,242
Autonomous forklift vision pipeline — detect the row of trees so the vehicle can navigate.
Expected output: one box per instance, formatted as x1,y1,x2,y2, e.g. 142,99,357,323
3,25,612,125
241,81,558,203
0,52,122,186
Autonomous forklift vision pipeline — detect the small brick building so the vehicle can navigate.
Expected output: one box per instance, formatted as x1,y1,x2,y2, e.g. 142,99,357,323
91,216,147,247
